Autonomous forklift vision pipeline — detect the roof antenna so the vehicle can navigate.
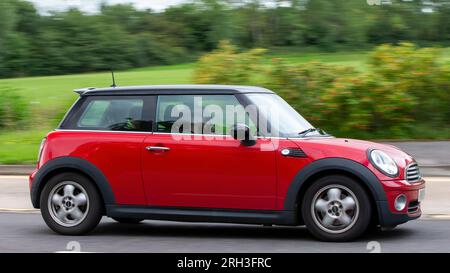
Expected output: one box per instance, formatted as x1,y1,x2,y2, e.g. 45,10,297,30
110,68,117,88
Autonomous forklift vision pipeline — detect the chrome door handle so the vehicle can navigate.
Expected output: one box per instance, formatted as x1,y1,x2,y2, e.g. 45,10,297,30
146,146,170,152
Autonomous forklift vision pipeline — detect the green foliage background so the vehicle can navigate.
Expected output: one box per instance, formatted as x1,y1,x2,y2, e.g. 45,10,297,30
0,0,450,78
0,0,449,163
195,42,450,139
0,86,28,130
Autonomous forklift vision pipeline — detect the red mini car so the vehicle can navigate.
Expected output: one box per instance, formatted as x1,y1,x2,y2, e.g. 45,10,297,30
30,85,425,241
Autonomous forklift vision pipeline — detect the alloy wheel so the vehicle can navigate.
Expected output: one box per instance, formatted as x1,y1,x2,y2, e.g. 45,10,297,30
310,184,359,234
47,181,90,227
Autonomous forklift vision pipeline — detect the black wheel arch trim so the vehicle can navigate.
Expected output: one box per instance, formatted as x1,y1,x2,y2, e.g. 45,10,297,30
283,157,387,212
30,156,116,208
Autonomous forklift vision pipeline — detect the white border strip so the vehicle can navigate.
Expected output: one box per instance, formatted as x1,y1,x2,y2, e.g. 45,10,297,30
0,208,40,213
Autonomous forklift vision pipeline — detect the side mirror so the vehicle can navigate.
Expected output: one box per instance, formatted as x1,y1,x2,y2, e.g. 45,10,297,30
230,123,256,146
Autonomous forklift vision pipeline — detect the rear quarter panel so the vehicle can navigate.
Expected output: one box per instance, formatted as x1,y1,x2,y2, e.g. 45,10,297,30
41,130,147,205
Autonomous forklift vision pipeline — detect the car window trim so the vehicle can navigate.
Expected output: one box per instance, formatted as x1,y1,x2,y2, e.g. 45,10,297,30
54,129,153,134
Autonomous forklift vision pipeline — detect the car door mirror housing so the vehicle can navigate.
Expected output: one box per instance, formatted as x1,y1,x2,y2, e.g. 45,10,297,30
230,123,256,146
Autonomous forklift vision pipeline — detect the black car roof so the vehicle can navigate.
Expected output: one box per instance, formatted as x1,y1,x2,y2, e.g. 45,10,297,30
74,85,274,96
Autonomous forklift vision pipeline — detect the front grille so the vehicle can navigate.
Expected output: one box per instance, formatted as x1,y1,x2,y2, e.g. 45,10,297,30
408,200,420,214
405,163,421,183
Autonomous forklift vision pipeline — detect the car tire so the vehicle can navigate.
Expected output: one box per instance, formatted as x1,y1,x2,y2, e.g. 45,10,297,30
40,172,103,235
301,175,372,242
112,218,144,224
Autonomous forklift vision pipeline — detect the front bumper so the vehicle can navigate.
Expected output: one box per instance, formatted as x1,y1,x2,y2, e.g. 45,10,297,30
377,178,425,227
377,201,421,227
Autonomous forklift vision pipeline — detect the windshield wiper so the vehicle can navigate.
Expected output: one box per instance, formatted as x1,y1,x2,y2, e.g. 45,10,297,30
298,128,326,137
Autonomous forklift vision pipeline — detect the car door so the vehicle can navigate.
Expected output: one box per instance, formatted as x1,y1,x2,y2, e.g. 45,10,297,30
141,94,277,210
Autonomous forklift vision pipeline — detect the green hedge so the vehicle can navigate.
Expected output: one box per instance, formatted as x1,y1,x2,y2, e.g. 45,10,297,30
0,86,28,130
194,42,450,139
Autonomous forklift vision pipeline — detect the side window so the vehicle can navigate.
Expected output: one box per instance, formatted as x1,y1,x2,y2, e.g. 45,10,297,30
156,95,257,135
65,97,151,131
156,95,193,133
78,100,111,127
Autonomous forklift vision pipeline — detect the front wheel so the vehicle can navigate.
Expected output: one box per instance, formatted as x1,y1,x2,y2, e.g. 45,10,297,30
301,175,372,242
40,172,103,235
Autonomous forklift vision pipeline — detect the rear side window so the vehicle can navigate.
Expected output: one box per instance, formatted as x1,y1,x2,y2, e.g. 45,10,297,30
62,96,153,131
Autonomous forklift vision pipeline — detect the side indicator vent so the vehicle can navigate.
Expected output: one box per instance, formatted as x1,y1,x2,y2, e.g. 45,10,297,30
281,148,307,158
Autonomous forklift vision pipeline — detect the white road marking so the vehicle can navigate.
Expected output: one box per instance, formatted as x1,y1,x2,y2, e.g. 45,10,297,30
0,176,29,179
423,177,450,182
424,214,450,220
0,176,449,214
0,208,40,213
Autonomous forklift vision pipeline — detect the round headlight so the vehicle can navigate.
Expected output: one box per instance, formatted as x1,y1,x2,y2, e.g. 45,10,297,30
369,149,399,177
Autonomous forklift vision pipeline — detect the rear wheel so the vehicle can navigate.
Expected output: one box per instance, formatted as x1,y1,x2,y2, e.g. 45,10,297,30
40,172,103,235
112,218,144,224
301,175,372,241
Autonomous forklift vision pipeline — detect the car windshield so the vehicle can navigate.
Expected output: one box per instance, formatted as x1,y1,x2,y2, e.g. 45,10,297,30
246,93,325,138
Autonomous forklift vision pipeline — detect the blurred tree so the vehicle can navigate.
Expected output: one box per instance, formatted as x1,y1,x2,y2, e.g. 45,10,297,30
2,32,31,77
265,2,304,46
165,0,232,51
436,1,450,42
100,3,144,33
0,0,17,76
303,0,336,49
14,0,40,35
232,0,268,47
0,0,450,78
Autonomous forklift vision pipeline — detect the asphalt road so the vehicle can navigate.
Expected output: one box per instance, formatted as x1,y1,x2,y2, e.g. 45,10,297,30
0,212,449,253
1,174,449,253
2,176,450,214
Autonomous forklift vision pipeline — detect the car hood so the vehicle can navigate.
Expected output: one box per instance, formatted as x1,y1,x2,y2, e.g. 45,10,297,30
286,137,416,178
